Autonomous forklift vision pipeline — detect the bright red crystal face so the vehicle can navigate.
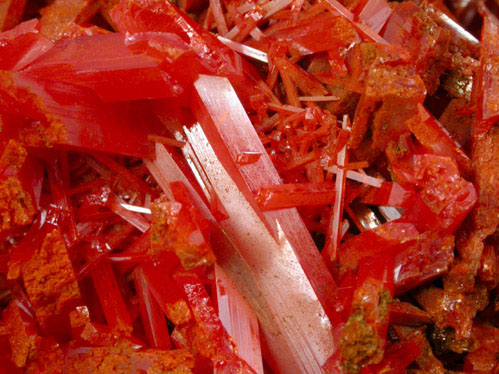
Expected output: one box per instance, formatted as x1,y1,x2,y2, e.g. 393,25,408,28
0,19,53,71
22,33,184,102
0,0,496,373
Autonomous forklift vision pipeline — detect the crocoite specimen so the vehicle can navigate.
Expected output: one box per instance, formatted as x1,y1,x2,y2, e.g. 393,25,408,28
0,0,497,373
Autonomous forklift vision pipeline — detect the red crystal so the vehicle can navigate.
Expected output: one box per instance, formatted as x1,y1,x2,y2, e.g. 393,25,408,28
388,300,432,326
0,0,495,372
23,33,183,102
0,0,26,31
0,19,53,71
256,182,335,210
175,272,256,372
337,221,420,274
150,182,216,270
360,182,416,209
214,264,264,374
403,153,477,232
133,266,172,349
185,122,335,373
474,15,499,136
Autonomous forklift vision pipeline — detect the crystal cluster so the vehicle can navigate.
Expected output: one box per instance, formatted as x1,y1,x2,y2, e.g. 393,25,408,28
0,0,497,373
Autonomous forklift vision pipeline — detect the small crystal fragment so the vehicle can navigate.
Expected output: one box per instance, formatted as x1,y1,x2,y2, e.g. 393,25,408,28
236,151,262,165
256,182,335,210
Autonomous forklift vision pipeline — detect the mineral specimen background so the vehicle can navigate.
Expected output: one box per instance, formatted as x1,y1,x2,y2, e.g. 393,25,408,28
0,0,497,373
